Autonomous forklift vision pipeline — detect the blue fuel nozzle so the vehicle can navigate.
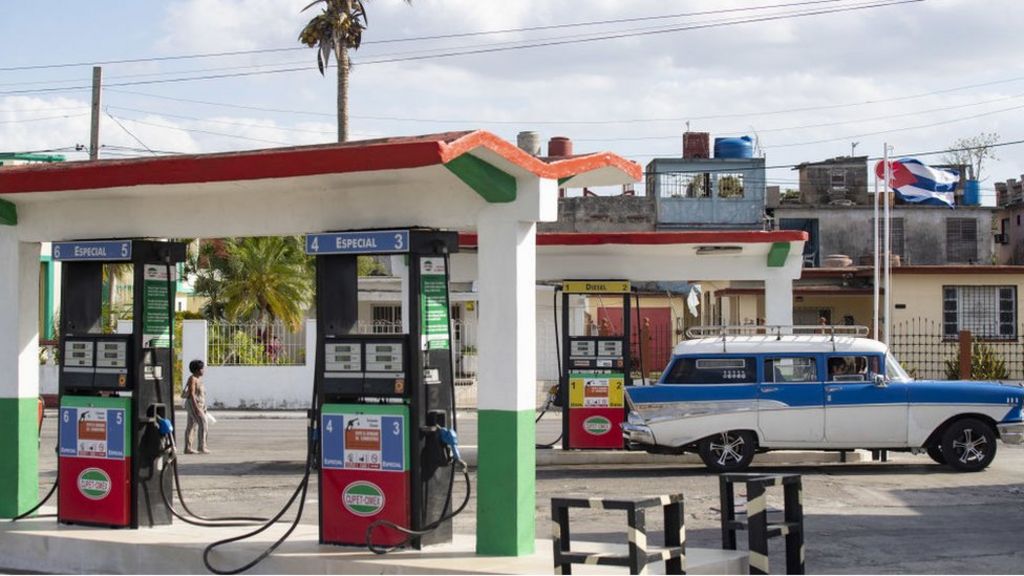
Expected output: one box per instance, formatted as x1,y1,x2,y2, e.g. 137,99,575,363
438,427,463,467
156,416,174,436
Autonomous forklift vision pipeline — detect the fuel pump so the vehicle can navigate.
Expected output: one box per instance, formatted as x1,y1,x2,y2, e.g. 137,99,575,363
307,228,461,550
53,239,185,528
560,280,632,450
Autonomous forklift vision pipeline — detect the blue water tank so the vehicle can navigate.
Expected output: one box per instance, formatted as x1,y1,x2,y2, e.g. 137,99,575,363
714,136,754,159
963,179,981,206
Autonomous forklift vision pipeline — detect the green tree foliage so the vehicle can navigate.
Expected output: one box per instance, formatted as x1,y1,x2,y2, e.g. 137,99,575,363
944,341,1009,380
299,0,411,142
219,236,314,331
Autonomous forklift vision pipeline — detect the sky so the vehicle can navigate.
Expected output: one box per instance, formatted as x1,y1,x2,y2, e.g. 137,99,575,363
1,0,1021,203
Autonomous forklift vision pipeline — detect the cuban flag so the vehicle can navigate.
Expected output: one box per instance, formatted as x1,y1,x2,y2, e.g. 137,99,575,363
874,158,958,208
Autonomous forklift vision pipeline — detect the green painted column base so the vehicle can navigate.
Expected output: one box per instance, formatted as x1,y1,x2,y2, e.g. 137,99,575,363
475,409,536,556
0,397,39,518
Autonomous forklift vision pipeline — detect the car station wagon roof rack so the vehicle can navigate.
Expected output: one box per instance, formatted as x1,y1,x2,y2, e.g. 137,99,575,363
685,324,871,352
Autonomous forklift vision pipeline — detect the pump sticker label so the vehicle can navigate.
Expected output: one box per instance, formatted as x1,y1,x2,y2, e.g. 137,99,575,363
568,374,625,408
420,257,450,351
583,416,613,436
77,468,112,500
59,406,127,460
342,481,386,517
321,412,405,472
142,264,176,348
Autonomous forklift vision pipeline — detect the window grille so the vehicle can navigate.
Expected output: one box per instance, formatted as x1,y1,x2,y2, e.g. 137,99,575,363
655,172,710,198
830,169,847,190
943,285,1017,340
717,173,745,199
371,304,401,334
870,217,905,259
946,218,978,263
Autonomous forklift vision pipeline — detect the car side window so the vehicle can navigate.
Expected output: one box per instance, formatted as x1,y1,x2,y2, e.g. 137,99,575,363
662,357,756,384
827,355,880,382
765,357,818,383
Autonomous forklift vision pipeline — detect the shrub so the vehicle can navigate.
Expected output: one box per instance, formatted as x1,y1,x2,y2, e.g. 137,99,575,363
944,342,1009,380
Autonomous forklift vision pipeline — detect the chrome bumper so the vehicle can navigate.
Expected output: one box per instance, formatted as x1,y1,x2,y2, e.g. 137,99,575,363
998,422,1024,445
622,423,655,446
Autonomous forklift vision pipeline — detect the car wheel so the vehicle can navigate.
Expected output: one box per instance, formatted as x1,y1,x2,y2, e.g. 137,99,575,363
698,430,756,473
925,443,946,465
940,418,997,472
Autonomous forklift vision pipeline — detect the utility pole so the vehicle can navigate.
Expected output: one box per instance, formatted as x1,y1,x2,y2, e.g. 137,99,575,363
89,66,101,160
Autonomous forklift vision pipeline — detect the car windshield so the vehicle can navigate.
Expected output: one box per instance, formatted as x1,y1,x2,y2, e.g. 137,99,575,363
885,352,912,382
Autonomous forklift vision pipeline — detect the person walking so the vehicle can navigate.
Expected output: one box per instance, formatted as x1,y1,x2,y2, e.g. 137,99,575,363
182,359,210,454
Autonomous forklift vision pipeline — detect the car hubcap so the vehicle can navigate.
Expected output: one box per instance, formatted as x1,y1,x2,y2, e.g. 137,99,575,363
952,428,988,464
709,433,745,466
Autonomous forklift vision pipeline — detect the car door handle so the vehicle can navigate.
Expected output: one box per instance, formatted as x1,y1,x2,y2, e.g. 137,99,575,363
760,386,778,393
825,385,841,392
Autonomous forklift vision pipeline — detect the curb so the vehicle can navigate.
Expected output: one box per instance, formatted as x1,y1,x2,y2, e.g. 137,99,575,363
458,446,868,467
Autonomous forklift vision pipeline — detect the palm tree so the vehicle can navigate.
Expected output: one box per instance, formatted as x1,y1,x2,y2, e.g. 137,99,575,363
299,0,411,142
220,236,313,331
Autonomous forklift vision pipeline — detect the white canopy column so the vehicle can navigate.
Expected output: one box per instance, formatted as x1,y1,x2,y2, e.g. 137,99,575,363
764,276,795,326
0,227,41,518
474,176,557,556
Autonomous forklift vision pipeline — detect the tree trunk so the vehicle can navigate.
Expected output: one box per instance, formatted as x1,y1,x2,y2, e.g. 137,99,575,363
337,46,349,143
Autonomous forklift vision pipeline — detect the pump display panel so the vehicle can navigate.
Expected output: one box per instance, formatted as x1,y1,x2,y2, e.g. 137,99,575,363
322,338,408,397
61,336,132,390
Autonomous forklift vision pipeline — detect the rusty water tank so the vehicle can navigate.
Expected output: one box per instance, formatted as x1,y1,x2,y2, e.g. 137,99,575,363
683,132,710,159
548,136,573,157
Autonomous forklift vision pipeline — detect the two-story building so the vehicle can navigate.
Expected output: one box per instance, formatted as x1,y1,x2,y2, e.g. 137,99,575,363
722,155,1012,337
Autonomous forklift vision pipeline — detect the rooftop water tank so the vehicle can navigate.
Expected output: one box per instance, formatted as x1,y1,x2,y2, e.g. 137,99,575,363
963,179,981,206
714,136,754,159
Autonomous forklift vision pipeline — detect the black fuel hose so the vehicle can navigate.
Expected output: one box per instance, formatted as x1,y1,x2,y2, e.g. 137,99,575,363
155,435,270,527
365,465,472,555
536,286,563,448
9,474,58,522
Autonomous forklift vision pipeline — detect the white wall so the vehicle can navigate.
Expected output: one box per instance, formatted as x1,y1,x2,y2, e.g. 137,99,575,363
181,319,316,410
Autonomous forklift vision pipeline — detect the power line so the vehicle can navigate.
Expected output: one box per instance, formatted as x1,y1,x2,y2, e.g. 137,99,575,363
574,92,1024,142
103,69,1024,129
765,102,1024,149
105,108,156,155
106,106,338,136
109,113,295,146
0,0,922,97
0,0,877,72
0,112,89,124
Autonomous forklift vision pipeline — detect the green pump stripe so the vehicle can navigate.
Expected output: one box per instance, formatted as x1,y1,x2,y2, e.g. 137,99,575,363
476,409,535,555
444,154,516,203
0,198,16,226
41,256,55,341
767,242,791,267
0,398,39,518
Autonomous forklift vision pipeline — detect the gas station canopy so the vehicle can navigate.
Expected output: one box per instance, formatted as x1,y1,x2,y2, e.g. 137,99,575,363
0,130,641,241
456,230,808,282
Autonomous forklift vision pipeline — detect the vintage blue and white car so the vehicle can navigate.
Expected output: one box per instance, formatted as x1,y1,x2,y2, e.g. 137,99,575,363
623,331,1024,472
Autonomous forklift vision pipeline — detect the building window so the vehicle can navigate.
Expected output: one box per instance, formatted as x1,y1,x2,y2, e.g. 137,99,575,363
830,169,847,190
946,218,978,263
870,217,905,259
654,172,710,198
717,173,745,199
943,286,1016,340
371,304,401,334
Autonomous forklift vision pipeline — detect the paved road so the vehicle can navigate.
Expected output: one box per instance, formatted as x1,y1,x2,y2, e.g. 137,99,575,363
34,410,1024,574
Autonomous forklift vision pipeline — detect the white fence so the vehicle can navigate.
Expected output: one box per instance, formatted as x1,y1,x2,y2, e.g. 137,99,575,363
181,319,513,410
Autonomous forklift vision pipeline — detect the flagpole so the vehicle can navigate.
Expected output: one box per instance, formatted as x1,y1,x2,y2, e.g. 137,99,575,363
883,143,892,347
873,163,880,341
